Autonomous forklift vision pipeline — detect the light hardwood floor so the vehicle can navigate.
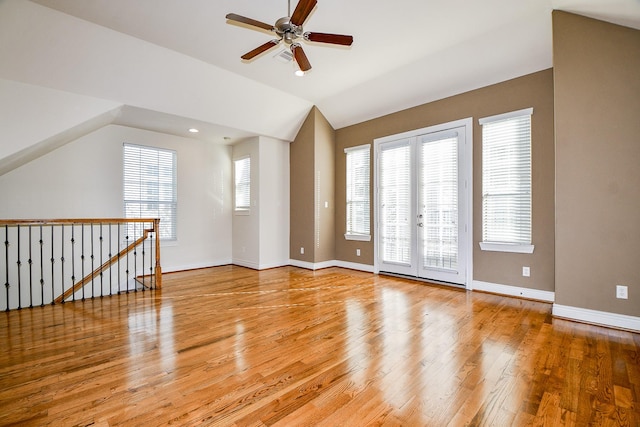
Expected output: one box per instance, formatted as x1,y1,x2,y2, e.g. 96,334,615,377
1,266,638,426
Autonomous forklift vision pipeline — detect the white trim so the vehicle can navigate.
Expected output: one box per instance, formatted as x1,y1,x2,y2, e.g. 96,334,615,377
344,143,371,153
288,259,316,270
232,258,260,270
472,280,555,302
478,107,533,125
288,259,374,273
479,242,535,253
334,260,375,273
553,304,640,332
163,259,232,273
344,233,371,241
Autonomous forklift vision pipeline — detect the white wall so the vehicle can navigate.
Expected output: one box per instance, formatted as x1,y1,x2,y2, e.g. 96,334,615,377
232,138,260,269
0,124,232,272
259,137,290,269
232,137,290,270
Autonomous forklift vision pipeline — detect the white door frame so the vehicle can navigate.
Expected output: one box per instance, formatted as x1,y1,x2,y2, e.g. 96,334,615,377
373,117,473,288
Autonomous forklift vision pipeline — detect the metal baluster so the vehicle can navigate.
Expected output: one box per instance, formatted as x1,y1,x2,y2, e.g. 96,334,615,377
99,223,103,298
81,224,85,300
28,226,33,308
149,227,155,289
133,232,137,292
60,225,65,304
4,225,9,311
125,234,130,292
39,225,44,307
141,225,146,291
71,225,76,302
108,223,112,297
17,225,22,309
117,224,121,294
50,225,55,305
91,224,95,299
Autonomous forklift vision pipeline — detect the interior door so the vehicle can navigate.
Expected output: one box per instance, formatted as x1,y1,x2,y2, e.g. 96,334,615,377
376,123,469,286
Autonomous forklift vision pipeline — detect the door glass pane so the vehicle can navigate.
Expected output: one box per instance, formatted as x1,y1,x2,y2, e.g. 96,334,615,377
380,143,411,265
420,135,458,270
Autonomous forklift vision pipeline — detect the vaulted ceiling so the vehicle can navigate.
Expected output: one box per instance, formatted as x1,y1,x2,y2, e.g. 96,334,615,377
2,0,640,151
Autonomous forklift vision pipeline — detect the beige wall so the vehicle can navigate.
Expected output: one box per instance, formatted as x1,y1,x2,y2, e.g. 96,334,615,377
290,107,336,263
314,109,336,263
335,69,555,291
290,109,316,262
553,11,640,316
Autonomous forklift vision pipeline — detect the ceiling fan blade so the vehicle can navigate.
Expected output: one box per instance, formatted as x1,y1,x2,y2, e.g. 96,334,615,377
241,40,281,60
290,0,317,26
291,44,312,72
226,13,274,32
304,32,353,46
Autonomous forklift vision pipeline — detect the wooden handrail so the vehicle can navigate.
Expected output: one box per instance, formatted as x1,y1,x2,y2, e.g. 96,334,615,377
1,218,162,306
54,228,154,304
0,218,157,226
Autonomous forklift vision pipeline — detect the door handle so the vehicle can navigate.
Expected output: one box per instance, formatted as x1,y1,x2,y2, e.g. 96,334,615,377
417,223,424,227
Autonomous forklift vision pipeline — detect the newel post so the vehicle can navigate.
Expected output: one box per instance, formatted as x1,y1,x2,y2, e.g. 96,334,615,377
154,218,162,288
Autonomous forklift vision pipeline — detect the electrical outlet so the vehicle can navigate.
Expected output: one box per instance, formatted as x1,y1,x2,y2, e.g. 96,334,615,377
522,266,530,277
616,285,628,299
300,247,304,255
356,249,361,256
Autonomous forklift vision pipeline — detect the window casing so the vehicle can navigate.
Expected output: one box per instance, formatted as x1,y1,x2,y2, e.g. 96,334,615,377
479,108,534,253
123,143,177,240
345,144,371,241
234,157,251,212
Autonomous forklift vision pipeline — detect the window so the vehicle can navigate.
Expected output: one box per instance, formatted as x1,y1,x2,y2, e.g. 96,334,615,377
234,157,251,212
479,108,534,253
345,144,371,241
123,143,177,240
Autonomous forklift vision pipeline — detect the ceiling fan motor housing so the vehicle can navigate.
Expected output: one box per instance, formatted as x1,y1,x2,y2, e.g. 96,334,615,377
275,17,303,44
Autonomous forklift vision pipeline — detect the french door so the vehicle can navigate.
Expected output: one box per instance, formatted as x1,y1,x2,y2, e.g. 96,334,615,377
375,120,471,286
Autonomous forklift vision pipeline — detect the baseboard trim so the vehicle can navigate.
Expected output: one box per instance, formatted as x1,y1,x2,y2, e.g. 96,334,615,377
288,259,374,273
334,260,375,273
164,259,232,273
232,259,260,270
472,280,555,302
552,304,640,332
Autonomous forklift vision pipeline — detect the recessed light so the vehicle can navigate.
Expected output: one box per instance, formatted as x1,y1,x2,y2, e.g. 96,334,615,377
188,128,199,133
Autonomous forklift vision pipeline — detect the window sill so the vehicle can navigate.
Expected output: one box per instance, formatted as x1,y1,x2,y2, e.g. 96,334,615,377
479,242,534,253
344,234,371,242
234,209,250,216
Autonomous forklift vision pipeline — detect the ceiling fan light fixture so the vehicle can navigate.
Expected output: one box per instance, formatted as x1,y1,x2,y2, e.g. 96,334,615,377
226,0,352,73
295,69,305,77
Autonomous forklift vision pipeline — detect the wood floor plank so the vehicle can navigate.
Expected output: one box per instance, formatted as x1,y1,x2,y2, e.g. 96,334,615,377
1,265,639,426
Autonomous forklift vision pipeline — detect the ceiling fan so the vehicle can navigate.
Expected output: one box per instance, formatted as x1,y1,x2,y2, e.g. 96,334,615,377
226,0,353,74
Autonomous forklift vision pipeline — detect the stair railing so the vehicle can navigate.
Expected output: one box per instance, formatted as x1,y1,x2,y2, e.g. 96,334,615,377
0,218,161,311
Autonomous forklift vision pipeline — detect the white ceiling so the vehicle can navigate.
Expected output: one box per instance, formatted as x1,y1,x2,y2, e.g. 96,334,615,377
27,0,640,140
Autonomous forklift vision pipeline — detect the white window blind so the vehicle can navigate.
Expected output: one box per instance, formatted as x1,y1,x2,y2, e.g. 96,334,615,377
345,144,371,240
480,108,532,247
420,134,458,269
234,157,251,211
379,142,412,264
123,143,177,240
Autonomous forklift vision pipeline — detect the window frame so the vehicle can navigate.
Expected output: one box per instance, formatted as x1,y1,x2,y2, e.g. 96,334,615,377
344,144,371,241
234,156,251,215
479,108,534,254
123,143,177,241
